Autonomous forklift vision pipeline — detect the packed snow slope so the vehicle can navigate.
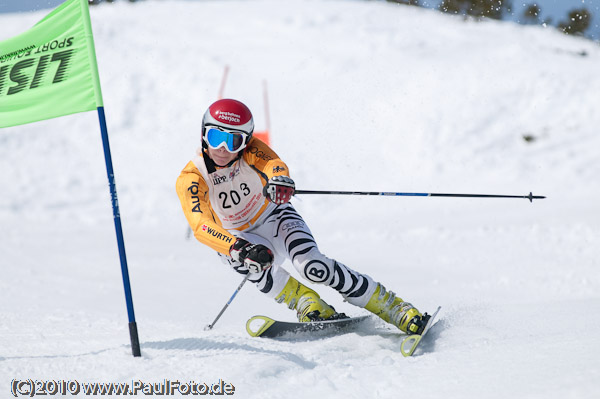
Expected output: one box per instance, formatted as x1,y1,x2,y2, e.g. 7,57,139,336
1,0,600,398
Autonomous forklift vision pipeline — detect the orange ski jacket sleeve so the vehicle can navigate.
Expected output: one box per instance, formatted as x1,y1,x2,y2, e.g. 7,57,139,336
175,138,289,256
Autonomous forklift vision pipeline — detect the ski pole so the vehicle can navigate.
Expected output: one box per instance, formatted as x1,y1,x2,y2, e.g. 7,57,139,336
204,273,251,331
295,190,545,202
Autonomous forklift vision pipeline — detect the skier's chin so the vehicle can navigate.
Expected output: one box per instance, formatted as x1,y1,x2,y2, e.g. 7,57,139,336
212,157,230,167
207,148,236,166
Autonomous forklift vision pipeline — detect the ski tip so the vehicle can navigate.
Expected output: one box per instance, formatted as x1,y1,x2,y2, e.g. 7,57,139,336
246,315,276,337
400,335,422,357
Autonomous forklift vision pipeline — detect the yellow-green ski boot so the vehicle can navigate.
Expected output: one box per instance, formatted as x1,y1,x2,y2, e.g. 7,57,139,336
275,277,344,321
365,283,426,334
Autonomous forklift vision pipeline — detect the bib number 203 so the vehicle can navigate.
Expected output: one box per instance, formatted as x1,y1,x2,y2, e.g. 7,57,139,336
219,183,251,209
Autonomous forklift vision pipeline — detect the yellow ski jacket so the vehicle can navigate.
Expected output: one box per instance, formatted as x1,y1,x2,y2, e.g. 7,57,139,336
176,138,290,255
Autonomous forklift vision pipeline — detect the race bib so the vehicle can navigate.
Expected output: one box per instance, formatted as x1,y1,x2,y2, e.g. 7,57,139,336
194,156,266,229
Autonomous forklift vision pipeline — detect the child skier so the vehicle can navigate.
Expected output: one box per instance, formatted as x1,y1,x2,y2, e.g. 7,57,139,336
176,98,428,334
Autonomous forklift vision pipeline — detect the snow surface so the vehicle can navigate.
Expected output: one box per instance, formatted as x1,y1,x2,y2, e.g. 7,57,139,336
1,0,600,398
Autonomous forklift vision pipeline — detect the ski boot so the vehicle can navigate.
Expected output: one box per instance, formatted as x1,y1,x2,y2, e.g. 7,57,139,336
365,283,427,334
275,277,346,322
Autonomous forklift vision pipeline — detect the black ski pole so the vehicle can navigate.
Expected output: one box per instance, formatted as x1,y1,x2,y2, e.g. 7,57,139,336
204,273,251,331
295,190,545,203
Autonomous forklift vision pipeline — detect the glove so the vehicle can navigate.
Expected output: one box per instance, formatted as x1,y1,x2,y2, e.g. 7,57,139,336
263,176,295,205
229,238,274,273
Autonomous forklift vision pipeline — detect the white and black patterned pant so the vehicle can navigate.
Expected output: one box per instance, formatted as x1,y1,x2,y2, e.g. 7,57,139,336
220,204,377,308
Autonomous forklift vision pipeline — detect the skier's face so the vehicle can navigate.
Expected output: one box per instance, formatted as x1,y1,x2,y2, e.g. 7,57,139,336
208,146,237,167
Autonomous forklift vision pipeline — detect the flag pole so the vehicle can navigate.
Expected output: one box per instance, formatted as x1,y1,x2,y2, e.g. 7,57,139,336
80,0,141,357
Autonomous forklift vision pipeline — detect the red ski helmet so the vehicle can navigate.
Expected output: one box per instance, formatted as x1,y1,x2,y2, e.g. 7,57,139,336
201,99,254,151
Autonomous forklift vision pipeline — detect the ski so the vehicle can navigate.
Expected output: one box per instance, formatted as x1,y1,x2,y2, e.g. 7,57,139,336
246,315,370,338
400,306,442,357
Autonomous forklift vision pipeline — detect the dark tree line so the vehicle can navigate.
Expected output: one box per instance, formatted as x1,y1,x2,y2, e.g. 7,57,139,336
558,9,591,36
385,0,593,37
438,0,512,20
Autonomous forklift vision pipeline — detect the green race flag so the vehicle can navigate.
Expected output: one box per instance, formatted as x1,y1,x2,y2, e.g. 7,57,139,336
0,0,102,128
0,0,141,357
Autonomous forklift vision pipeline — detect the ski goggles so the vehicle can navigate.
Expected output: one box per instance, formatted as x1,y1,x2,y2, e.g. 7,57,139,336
203,126,250,153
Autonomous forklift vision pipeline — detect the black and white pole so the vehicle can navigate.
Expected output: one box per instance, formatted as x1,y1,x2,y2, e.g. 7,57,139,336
295,190,545,202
